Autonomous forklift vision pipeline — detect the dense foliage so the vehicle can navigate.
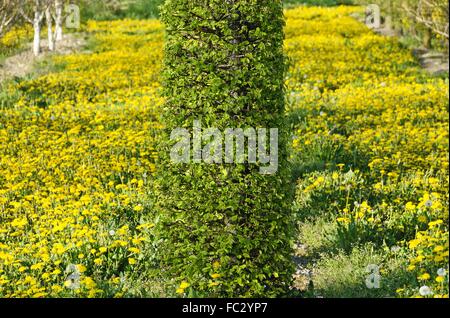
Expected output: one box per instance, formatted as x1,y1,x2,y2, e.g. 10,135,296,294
154,0,295,297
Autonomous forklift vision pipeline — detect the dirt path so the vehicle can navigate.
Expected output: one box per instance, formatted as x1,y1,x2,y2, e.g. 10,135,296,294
412,48,449,75
373,26,449,75
0,33,86,82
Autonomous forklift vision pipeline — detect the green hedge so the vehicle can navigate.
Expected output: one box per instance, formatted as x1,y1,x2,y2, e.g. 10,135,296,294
154,0,296,297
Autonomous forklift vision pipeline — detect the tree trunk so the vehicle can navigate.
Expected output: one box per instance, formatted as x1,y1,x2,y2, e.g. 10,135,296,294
46,8,55,51
423,27,432,49
55,0,63,41
422,3,433,49
387,0,393,30
33,18,41,56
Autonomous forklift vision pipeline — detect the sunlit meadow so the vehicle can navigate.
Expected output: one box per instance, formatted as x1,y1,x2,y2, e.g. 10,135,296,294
0,6,448,298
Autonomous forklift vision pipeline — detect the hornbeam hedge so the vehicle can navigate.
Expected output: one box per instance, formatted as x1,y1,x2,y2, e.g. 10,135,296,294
154,0,295,297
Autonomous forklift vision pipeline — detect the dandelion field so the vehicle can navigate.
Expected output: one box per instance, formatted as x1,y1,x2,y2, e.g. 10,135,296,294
0,5,448,298
286,6,448,298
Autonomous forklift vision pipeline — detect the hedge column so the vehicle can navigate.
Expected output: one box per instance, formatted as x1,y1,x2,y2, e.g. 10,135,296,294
155,0,295,297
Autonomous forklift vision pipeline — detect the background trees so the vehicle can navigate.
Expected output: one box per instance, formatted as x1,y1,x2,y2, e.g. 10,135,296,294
402,0,449,46
0,0,21,38
3,0,449,55
0,0,79,56
20,0,49,56
356,0,449,51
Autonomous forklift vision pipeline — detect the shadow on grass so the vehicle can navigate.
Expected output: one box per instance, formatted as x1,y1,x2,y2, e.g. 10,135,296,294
311,245,416,298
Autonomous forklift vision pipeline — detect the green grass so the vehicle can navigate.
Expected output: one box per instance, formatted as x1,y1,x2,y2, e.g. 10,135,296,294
298,217,339,256
80,0,164,21
311,245,415,298
293,167,422,298
284,0,354,7
0,79,23,109
78,0,355,22
296,211,417,298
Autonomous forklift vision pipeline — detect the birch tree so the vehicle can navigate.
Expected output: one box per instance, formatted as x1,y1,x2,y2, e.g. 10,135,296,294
403,0,449,41
45,1,71,51
45,4,54,50
54,0,63,40
53,1,81,43
20,0,50,56
357,0,448,50
0,0,22,38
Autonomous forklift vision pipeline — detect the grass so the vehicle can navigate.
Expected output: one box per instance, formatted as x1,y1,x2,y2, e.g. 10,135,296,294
0,42,27,68
80,0,164,21
284,0,354,7
311,245,416,298
298,217,339,255
0,79,22,109
297,217,416,298
78,0,356,21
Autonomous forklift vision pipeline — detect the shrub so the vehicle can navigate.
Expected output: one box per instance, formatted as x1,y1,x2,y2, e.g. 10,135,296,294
128,0,164,19
154,0,296,297
79,0,164,21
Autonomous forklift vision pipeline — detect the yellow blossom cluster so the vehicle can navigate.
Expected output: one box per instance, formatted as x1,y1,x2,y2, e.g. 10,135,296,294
0,26,32,51
0,20,163,297
288,6,448,298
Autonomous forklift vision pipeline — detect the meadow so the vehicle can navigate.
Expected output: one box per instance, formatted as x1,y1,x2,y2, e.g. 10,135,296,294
0,5,448,298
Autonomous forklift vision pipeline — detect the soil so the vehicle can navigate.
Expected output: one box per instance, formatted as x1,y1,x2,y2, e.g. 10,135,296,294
0,33,86,82
412,48,449,76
